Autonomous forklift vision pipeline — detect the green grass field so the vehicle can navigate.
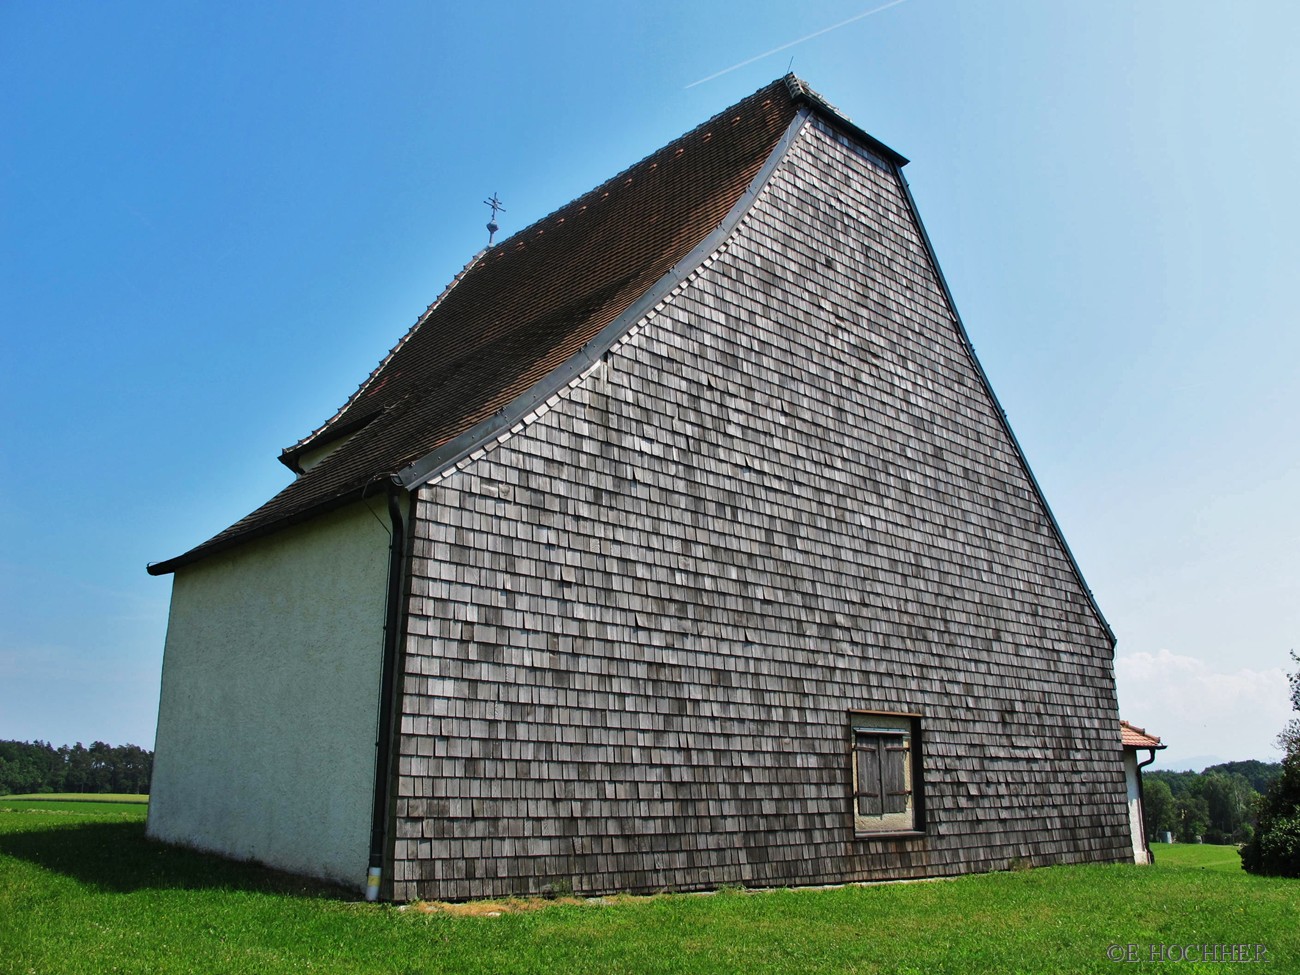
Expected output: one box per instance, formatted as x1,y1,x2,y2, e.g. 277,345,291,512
2,796,1296,974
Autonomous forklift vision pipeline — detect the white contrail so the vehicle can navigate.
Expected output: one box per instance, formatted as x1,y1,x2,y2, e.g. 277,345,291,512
685,0,910,90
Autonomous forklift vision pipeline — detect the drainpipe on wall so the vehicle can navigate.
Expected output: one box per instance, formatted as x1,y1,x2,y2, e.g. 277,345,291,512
366,483,411,901
1136,748,1158,865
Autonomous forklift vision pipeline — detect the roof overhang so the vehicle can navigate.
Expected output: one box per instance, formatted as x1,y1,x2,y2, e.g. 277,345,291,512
145,477,403,576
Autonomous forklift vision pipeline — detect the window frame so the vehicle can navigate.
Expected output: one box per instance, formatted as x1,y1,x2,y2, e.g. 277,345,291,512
848,710,925,837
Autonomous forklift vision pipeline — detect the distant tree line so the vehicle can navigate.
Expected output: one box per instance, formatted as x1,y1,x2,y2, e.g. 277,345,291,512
0,740,152,795
1143,761,1282,845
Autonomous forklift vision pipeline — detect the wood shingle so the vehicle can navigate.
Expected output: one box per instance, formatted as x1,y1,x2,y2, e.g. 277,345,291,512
148,77,1131,901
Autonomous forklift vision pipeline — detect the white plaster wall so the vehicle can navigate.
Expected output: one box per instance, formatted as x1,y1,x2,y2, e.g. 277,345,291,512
1124,750,1148,864
147,500,391,888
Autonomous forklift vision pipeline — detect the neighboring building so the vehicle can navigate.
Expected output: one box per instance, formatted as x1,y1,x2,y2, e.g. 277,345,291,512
147,76,1133,901
1120,720,1166,863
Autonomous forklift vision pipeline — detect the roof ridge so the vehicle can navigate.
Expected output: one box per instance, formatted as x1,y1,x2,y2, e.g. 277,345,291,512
783,74,848,122
484,77,794,258
283,77,800,473
280,249,488,471
392,108,810,491
783,73,908,167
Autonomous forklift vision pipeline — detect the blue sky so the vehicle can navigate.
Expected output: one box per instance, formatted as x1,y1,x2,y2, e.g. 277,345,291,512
2,1,1296,769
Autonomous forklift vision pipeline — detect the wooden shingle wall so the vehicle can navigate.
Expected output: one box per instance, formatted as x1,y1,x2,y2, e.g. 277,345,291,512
390,118,1130,901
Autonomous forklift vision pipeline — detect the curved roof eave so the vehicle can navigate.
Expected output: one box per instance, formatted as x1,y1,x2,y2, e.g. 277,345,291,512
394,108,813,492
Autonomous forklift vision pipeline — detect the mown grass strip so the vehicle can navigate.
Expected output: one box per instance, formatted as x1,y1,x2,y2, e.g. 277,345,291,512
2,792,150,804
2,804,1295,975
1,797,152,818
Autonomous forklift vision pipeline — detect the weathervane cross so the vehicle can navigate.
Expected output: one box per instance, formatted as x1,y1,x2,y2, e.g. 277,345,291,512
484,193,506,245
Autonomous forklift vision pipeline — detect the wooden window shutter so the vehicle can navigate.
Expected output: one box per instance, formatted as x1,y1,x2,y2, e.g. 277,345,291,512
854,733,882,816
881,738,911,814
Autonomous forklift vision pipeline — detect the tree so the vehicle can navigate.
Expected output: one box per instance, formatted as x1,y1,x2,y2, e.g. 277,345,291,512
60,743,93,793
0,740,63,795
1175,794,1209,843
1241,651,1300,876
1146,769,1200,800
1200,772,1256,844
0,740,153,795
111,744,153,794
1280,651,1300,759
1143,777,1177,842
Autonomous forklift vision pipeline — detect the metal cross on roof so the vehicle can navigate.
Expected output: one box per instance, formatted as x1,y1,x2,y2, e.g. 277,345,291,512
484,193,506,245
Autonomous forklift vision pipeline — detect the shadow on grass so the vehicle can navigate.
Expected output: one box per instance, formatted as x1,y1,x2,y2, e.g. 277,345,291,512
0,819,355,900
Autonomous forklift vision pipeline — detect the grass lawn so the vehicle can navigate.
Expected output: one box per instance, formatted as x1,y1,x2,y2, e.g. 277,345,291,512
2,797,1296,974
1150,842,1247,873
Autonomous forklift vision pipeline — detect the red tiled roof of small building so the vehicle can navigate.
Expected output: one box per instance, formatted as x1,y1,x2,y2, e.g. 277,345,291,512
1120,720,1164,749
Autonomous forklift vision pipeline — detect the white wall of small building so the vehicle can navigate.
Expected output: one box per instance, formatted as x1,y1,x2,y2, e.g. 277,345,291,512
1124,749,1149,864
147,500,391,889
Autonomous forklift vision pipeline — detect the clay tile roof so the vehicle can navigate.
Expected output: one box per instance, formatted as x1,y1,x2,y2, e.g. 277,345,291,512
150,76,828,575
1120,720,1165,749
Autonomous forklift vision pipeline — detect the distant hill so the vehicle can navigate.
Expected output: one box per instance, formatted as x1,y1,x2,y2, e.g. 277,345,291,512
1202,760,1283,794
1159,754,1226,771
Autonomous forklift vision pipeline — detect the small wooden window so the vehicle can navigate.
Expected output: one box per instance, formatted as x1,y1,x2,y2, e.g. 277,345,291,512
850,713,922,834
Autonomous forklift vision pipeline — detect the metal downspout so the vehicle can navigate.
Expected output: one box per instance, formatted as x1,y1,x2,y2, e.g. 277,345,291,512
366,483,410,900
1136,748,1159,864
